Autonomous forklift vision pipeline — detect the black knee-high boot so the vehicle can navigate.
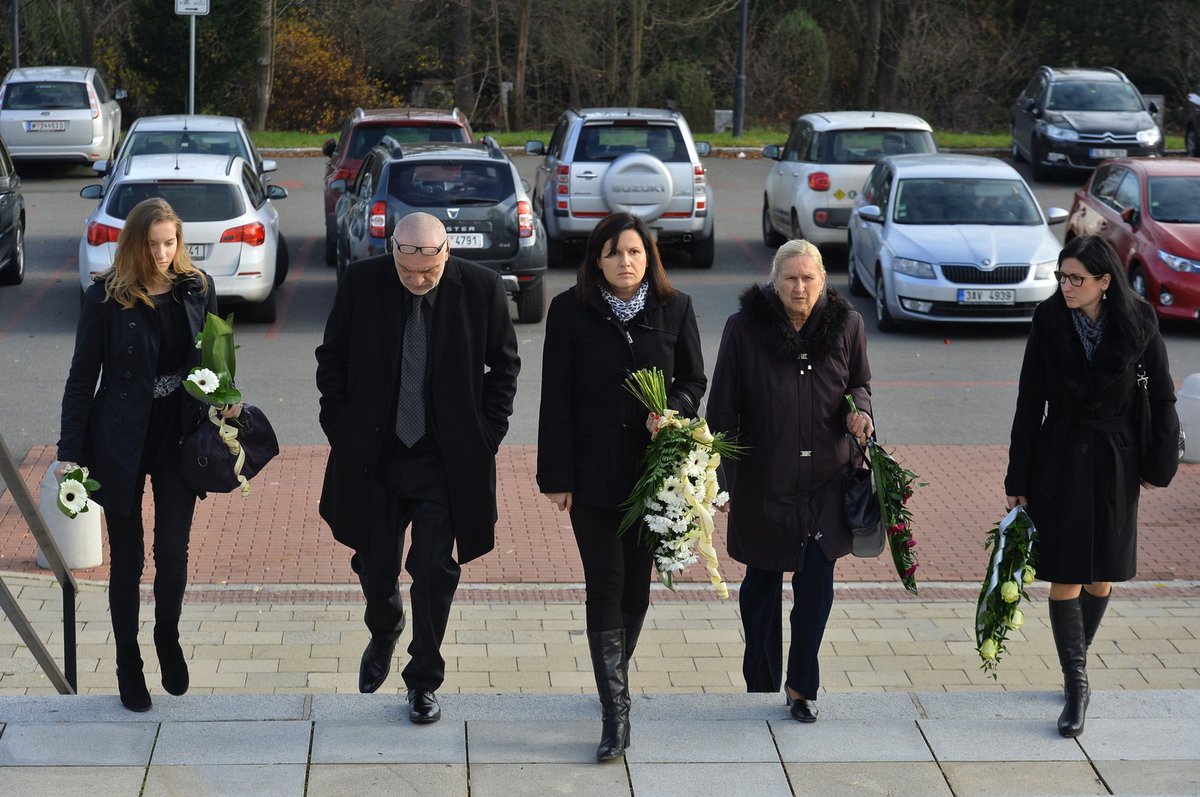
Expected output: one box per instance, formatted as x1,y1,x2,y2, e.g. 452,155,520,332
153,561,190,696
588,629,630,762
1079,589,1110,650
110,586,151,712
622,610,646,663
1049,597,1088,737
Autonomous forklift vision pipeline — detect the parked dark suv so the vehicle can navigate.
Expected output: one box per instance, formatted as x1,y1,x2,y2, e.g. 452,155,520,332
330,137,547,322
1011,66,1162,180
321,107,474,264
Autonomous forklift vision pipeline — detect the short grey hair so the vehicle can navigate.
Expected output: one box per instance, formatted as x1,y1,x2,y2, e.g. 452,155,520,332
770,239,824,281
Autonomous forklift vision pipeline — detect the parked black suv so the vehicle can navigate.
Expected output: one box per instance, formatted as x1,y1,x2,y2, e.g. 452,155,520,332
1011,67,1162,180
330,137,547,322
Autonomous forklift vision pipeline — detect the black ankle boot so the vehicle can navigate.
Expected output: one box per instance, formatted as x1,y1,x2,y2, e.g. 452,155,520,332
116,663,151,712
1079,590,1110,650
155,629,190,696
1049,597,1088,737
588,629,630,762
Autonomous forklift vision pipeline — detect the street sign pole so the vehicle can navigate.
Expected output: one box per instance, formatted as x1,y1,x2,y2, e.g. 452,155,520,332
175,0,210,115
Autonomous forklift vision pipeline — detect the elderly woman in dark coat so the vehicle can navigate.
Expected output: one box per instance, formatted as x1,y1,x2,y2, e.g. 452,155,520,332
707,239,874,723
1006,235,1180,738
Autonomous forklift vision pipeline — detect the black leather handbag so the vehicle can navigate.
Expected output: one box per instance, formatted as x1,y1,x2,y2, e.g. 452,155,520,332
1136,361,1186,464
181,404,279,495
844,436,885,557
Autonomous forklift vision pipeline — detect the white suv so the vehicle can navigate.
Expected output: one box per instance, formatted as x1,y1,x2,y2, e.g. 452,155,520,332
525,108,714,268
761,111,935,248
0,66,125,164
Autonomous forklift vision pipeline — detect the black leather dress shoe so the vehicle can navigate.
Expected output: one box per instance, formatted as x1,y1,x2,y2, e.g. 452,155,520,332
790,698,818,723
358,635,399,694
408,689,441,724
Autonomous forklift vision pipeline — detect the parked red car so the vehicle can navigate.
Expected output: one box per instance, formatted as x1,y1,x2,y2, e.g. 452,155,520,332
1067,157,1200,322
321,107,474,264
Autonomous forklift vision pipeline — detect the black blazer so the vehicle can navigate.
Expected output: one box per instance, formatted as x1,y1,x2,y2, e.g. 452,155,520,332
536,286,706,509
58,274,217,515
315,254,520,563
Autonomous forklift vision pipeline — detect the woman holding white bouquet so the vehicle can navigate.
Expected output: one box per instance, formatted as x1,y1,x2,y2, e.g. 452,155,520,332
707,239,874,723
58,198,238,712
537,212,706,762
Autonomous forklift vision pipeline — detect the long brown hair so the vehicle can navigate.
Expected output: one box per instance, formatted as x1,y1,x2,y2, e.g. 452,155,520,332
574,212,676,304
103,197,206,309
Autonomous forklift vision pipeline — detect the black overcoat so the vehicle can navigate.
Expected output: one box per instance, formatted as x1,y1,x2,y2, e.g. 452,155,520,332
1005,292,1179,584
58,274,217,515
536,286,707,508
707,285,873,571
315,254,520,564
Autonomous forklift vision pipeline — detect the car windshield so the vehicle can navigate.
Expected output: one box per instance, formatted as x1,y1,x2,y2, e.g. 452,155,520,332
1147,176,1200,223
106,183,246,221
349,125,468,159
121,131,248,162
391,161,515,206
1046,82,1145,113
576,124,689,162
2,81,89,110
894,178,1042,225
824,129,935,163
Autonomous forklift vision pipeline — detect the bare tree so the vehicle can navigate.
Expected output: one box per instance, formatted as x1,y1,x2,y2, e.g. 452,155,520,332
454,0,473,110
851,0,882,107
250,0,275,131
875,0,915,109
513,0,532,128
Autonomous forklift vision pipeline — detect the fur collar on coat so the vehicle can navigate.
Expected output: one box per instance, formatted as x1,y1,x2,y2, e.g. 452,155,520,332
737,283,852,364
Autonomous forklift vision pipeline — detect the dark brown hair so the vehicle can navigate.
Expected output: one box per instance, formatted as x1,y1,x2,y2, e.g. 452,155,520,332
1058,234,1152,340
574,212,676,303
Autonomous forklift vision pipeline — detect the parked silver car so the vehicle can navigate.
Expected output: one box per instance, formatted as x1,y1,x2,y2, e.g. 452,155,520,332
0,66,124,164
849,154,1067,330
96,114,277,181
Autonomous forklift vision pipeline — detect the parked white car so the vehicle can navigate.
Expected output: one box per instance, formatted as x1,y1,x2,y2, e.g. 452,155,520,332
762,111,936,248
848,153,1067,331
0,66,124,164
96,114,277,181
78,154,289,322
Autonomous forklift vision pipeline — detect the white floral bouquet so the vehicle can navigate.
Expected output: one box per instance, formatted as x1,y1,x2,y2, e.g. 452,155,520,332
975,505,1039,676
57,464,100,519
618,368,745,597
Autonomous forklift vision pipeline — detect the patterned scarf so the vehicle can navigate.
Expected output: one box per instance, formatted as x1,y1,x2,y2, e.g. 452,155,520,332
601,280,649,323
1070,307,1106,361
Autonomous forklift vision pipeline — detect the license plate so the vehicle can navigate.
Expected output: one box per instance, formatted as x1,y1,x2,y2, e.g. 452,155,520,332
1089,148,1126,159
25,120,66,132
958,288,1015,305
186,244,206,260
448,233,485,249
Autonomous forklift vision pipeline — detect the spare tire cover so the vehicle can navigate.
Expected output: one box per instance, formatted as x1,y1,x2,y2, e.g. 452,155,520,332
601,152,674,221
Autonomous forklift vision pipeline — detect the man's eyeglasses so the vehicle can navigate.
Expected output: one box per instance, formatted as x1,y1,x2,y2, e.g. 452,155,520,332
392,238,447,256
1053,270,1102,287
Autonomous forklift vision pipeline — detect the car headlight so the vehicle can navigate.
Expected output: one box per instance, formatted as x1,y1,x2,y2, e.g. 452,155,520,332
1158,250,1200,272
1041,124,1079,143
892,257,936,279
1034,259,1056,280
1137,127,1162,147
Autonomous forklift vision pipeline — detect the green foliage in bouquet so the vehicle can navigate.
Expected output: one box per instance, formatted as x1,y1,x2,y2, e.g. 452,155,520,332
184,312,242,408
975,506,1038,677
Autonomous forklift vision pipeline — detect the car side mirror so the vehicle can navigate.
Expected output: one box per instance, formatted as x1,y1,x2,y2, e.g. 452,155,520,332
266,184,288,200
857,205,883,223
80,184,103,200
694,141,711,157
114,88,128,100
524,141,545,156
762,144,781,160
93,160,109,175
322,139,337,158
1024,98,1037,113
329,178,347,195
521,178,531,193
0,176,9,192
1121,207,1140,229
260,159,278,174
1046,207,1069,225
1147,101,1160,116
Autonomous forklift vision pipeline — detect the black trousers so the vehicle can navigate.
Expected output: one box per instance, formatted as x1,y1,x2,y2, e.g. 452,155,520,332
739,542,836,698
570,503,653,632
352,439,460,692
103,457,196,669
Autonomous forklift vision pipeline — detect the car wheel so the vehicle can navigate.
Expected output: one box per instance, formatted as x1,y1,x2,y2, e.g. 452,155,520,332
874,268,898,332
1010,123,1024,163
1187,125,1198,158
273,233,289,287
1030,137,1051,182
762,200,785,247
690,233,715,269
248,288,277,324
0,224,24,286
847,243,867,297
1129,264,1150,302
324,219,337,266
515,279,546,323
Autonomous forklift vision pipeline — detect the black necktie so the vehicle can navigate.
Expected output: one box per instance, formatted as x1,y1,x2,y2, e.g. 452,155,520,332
395,293,426,446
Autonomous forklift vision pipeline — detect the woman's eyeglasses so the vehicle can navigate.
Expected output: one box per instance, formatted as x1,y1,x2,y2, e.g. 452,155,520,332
1053,270,1102,287
392,238,447,256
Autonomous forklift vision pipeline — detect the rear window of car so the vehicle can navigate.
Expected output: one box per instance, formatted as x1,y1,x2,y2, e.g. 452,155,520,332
390,161,514,207
1047,82,1144,113
823,129,935,164
348,125,469,159
575,123,689,162
1148,176,1200,223
893,178,1042,225
122,132,247,161
107,183,246,221
2,81,89,110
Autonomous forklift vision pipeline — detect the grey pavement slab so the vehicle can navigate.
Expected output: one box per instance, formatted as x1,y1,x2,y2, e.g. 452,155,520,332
916,689,1063,719
308,763,467,797
628,762,792,797
771,718,933,762
1088,689,1200,718
1079,718,1200,760
939,761,1109,796
918,719,1088,761
311,719,466,763
468,720,598,763
0,721,156,766
469,762,629,797
0,693,307,723
783,761,954,796
0,766,147,796
626,719,778,763
1092,760,1200,795
142,764,307,797
152,719,312,765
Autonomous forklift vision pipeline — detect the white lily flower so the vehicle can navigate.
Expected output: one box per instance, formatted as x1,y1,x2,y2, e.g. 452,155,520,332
187,368,220,395
58,479,89,516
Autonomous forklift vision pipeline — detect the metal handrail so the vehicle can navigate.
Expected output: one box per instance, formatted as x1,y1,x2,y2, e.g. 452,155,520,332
0,432,77,693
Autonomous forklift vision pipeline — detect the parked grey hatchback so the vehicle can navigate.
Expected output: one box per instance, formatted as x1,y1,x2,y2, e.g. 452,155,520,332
0,66,125,165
